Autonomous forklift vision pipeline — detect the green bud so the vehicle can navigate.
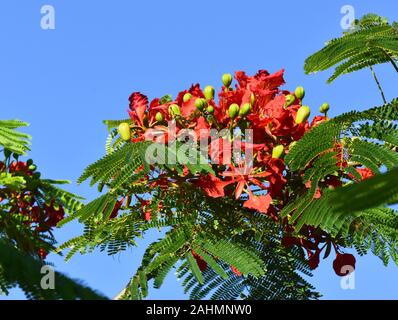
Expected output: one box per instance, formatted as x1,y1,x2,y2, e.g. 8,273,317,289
319,102,330,114
285,94,295,108
155,112,164,122
288,141,297,150
228,103,240,119
295,86,305,99
26,159,34,166
118,122,131,141
222,73,233,87
169,104,181,117
239,103,251,117
194,98,207,111
33,172,41,179
28,164,37,171
295,105,311,124
204,85,215,100
272,145,285,159
206,105,214,114
183,93,192,102
250,93,255,106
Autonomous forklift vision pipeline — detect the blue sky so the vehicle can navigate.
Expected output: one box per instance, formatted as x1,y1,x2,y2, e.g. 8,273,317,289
1,0,398,300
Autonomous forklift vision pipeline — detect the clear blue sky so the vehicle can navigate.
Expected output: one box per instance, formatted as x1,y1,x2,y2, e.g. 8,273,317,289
1,0,398,300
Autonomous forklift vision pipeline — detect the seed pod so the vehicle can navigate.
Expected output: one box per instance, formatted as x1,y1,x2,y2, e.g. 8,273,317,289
195,98,207,111
295,105,311,124
204,85,215,100
118,122,131,141
239,103,251,117
183,93,192,102
206,105,214,114
155,112,164,122
228,103,240,119
319,102,330,114
169,104,181,117
295,86,305,99
285,94,295,107
272,145,284,159
222,73,233,87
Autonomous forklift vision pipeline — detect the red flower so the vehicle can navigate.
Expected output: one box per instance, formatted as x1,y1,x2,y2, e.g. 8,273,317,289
38,248,48,260
308,250,320,270
243,193,272,214
333,253,356,276
221,163,271,199
355,168,374,181
194,174,233,198
109,198,124,219
230,265,242,277
192,250,207,272
128,92,148,127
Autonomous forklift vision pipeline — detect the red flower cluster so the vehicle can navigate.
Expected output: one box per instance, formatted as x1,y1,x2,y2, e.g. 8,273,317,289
0,160,64,259
115,69,365,275
123,70,323,216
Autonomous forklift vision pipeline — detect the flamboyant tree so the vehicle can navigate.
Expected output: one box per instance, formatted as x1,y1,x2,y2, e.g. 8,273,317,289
57,13,398,300
2,13,397,301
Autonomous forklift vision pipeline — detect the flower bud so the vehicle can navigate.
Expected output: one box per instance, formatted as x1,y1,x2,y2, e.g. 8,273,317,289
204,85,215,100
118,122,131,141
239,103,251,117
27,159,34,166
195,98,207,111
285,94,295,108
295,105,311,124
28,164,37,171
155,112,164,122
250,93,255,106
206,105,214,114
295,86,305,99
288,141,297,150
228,103,240,119
222,73,233,87
319,102,330,114
169,104,181,117
183,93,192,102
272,145,285,159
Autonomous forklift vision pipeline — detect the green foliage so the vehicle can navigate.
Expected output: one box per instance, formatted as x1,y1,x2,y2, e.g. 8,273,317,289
332,167,398,211
77,141,150,189
179,230,320,300
0,172,26,190
304,13,398,83
0,120,31,155
282,97,398,266
0,239,107,300
0,119,105,299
